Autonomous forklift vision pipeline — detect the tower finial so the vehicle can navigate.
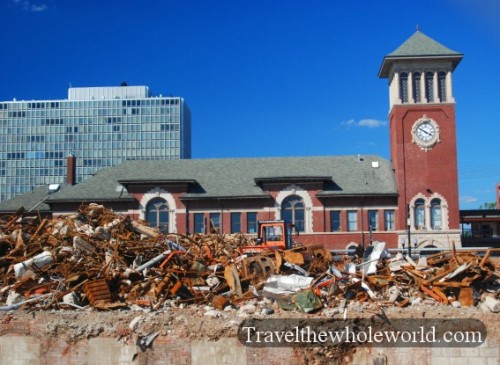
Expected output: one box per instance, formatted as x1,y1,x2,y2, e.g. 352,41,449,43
416,24,420,31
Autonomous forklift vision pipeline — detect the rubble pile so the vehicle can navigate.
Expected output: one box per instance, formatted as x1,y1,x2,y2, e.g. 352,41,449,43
0,204,498,313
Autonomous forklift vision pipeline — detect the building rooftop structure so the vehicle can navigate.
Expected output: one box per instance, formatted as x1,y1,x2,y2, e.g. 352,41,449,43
378,30,463,78
38,155,396,204
68,85,151,100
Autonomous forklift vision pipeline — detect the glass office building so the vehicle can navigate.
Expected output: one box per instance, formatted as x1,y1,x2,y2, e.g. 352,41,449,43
0,86,191,202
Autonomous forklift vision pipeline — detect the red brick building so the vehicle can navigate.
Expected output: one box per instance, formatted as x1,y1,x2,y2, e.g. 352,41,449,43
0,31,464,250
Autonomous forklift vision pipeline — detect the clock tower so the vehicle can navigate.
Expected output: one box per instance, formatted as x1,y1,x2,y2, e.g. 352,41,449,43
379,31,463,248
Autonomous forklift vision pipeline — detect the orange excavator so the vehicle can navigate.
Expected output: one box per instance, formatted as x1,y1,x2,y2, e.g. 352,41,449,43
241,220,299,253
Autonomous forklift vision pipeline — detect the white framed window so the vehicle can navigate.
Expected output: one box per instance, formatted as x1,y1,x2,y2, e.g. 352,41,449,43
282,195,305,232
384,209,395,231
347,210,357,231
146,197,169,233
414,198,425,230
247,212,257,233
209,213,221,233
194,213,205,233
231,212,241,234
430,198,442,230
368,210,378,231
330,210,341,232
409,193,449,231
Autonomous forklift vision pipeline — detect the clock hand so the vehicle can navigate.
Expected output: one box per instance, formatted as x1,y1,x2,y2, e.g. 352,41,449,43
419,128,431,136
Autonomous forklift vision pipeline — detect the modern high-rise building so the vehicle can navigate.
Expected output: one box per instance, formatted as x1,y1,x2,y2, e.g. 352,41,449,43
0,85,191,202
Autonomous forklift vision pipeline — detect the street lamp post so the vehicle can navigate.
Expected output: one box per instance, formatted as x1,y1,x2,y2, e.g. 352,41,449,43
407,204,412,257
400,237,406,253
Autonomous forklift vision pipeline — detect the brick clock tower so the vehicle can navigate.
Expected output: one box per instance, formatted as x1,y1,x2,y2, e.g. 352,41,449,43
379,31,463,249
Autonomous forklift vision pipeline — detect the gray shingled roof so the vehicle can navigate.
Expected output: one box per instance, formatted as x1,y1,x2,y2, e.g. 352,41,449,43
44,155,397,203
388,31,461,57
0,184,69,212
379,31,463,78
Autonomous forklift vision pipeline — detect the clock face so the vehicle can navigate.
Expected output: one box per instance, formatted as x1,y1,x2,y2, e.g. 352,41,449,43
415,122,435,142
411,116,440,151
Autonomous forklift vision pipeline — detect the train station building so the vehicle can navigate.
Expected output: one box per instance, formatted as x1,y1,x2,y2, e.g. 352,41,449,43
0,31,464,250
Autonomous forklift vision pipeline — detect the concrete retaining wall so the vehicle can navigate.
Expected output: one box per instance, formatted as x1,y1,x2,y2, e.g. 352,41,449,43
0,334,498,365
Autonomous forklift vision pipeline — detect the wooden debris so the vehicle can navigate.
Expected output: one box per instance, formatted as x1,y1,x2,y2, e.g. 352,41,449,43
83,279,112,306
0,203,497,312
458,288,474,307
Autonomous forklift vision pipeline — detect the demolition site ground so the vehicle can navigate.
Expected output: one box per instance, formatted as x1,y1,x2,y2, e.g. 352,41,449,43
0,204,499,364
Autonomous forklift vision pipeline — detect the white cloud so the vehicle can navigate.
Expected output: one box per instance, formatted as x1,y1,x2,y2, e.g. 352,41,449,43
341,118,387,128
12,0,48,12
30,4,47,12
460,196,478,204
342,119,356,127
358,119,387,128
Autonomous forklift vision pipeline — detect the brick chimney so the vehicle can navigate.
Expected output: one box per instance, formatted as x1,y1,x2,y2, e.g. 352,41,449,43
497,183,500,209
67,153,76,186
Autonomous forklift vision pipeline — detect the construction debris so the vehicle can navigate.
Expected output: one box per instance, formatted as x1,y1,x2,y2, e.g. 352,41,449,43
480,295,500,313
0,204,498,313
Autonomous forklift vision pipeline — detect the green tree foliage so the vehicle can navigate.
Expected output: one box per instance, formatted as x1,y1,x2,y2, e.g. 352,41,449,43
479,202,497,209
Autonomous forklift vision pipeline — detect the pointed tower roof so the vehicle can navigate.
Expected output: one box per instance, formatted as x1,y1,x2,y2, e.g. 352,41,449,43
378,31,463,78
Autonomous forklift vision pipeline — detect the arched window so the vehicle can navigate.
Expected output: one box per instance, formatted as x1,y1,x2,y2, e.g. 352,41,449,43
430,198,442,230
421,245,439,256
438,72,447,102
282,195,305,232
425,72,434,102
146,197,169,233
399,72,408,103
414,198,425,229
412,72,421,103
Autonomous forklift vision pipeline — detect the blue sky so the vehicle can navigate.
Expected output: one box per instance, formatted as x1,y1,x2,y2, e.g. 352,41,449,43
1,0,499,209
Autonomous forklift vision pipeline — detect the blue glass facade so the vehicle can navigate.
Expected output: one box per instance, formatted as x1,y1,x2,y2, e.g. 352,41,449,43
0,86,191,202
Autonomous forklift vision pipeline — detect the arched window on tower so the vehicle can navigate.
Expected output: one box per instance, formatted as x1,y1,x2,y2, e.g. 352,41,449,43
282,195,305,232
438,71,447,102
430,198,442,230
425,72,434,102
412,72,421,103
399,72,408,103
414,198,425,230
146,197,169,233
